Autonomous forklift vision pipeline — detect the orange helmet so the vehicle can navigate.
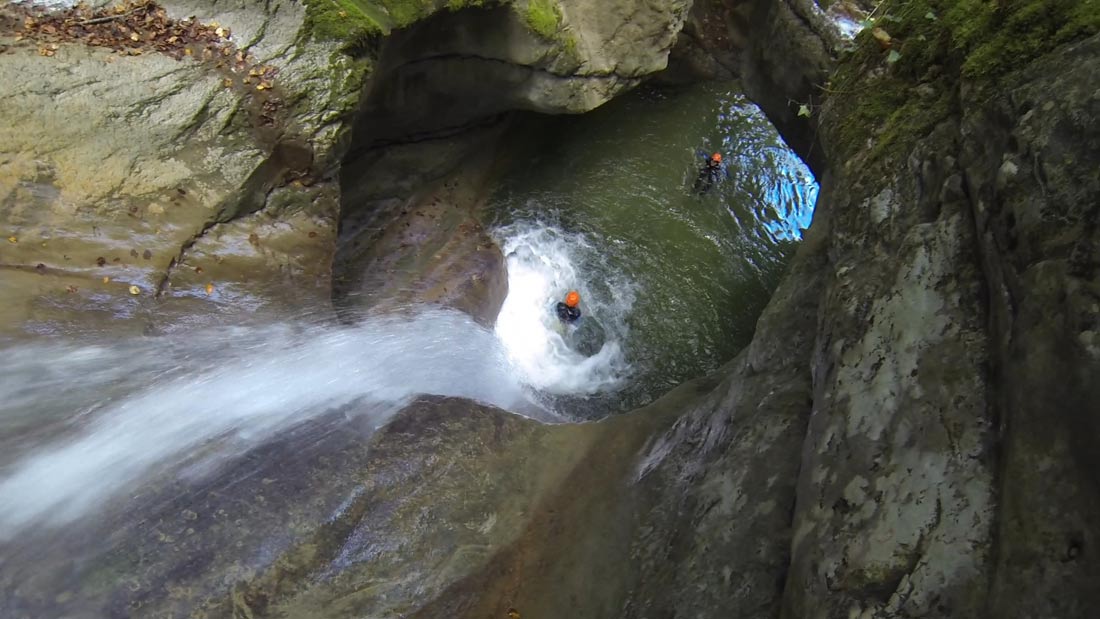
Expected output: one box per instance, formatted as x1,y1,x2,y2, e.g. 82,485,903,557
711,152,722,162
564,290,580,307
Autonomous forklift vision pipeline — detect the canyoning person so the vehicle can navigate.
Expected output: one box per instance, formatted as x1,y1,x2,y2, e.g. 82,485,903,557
692,151,729,195
555,290,582,324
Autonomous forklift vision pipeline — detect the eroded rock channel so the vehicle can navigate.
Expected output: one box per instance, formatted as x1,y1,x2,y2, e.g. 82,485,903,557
1,1,1098,618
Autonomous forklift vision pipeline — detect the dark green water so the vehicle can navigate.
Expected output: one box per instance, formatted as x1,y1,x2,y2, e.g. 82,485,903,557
488,81,817,412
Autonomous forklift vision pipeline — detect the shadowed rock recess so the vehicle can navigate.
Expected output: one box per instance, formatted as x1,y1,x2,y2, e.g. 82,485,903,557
1,0,1098,617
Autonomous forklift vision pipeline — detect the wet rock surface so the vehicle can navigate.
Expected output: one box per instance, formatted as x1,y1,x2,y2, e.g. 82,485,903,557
2,1,1099,618
0,0,353,336
333,132,508,327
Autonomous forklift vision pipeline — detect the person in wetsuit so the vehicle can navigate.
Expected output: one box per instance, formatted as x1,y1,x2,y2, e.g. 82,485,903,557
556,290,582,324
692,152,727,195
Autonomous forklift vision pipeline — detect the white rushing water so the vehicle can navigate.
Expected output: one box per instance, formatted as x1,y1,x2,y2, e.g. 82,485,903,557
0,311,545,536
494,221,633,395
0,222,633,537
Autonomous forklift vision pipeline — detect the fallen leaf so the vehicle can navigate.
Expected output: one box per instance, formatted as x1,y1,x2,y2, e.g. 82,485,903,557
798,104,811,118
886,49,902,64
6,236,16,243
129,285,141,295
871,27,892,47
96,256,106,266
205,283,214,295
129,32,139,41
194,266,204,274
142,249,152,260
102,276,110,283
66,285,78,293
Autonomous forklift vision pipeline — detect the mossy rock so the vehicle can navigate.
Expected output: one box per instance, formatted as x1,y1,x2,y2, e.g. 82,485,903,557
523,0,561,39
824,0,1100,167
303,0,574,49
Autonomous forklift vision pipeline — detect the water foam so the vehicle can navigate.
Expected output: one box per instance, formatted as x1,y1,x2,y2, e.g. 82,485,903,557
0,310,545,536
493,222,633,395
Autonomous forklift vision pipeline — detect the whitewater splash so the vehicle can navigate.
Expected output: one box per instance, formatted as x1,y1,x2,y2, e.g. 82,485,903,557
493,221,634,395
0,310,545,536
0,222,634,537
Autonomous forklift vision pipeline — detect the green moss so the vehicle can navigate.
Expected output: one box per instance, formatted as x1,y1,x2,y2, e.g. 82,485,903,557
561,31,578,58
825,0,1100,165
303,0,390,42
946,0,1100,79
524,0,561,39
447,0,491,10
304,0,503,41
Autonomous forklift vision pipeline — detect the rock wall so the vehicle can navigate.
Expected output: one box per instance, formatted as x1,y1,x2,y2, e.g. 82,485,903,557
3,0,1099,617
0,0,357,335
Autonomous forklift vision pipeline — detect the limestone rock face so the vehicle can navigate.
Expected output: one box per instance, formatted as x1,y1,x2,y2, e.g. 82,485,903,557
333,143,508,327
0,0,355,336
357,0,693,147
961,36,1100,619
779,32,1100,619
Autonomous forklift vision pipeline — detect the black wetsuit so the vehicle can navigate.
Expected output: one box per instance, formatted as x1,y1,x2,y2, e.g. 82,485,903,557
693,160,723,195
556,302,581,324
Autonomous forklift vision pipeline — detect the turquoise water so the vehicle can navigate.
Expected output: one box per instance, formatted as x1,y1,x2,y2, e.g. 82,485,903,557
488,82,817,412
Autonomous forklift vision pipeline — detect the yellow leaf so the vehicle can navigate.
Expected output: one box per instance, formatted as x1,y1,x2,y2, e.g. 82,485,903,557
130,32,140,42
214,27,224,37
129,285,141,295
871,27,892,47
6,236,16,244
205,283,214,295
103,276,110,283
